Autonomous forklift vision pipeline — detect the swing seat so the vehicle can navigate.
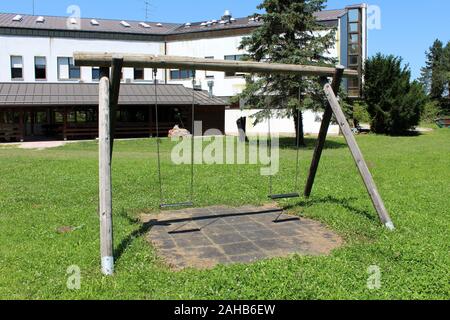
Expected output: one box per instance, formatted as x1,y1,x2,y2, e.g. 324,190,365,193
268,193,300,200
160,202,194,209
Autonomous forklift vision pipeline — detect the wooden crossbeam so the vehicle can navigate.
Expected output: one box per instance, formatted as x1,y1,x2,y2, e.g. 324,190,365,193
74,53,359,78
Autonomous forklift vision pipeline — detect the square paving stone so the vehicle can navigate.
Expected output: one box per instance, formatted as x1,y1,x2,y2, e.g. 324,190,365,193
239,229,278,241
142,205,342,270
207,232,247,245
221,241,262,256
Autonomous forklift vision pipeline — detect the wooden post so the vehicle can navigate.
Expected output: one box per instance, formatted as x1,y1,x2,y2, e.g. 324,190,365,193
109,58,123,158
63,107,68,141
30,111,35,136
149,105,153,137
304,66,344,197
323,83,395,230
19,109,24,142
98,70,114,275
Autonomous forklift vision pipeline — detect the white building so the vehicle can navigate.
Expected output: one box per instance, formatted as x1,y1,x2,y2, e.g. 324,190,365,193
0,4,367,141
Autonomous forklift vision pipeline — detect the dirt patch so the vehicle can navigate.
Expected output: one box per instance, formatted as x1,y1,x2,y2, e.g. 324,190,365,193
18,141,68,150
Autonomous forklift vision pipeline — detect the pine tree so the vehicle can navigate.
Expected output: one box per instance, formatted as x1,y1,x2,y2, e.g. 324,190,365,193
444,42,450,100
420,39,450,113
237,0,337,145
422,39,445,100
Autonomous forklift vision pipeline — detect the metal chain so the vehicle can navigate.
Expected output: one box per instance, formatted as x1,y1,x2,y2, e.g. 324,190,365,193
295,107,301,191
153,68,164,204
294,86,302,191
268,108,273,195
190,70,196,203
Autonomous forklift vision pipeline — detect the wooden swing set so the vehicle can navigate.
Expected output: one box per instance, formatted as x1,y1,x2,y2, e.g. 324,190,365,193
74,53,395,276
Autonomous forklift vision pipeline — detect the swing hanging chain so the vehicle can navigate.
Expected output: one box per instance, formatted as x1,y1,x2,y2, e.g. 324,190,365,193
267,93,302,200
153,68,164,204
294,88,302,191
190,70,196,203
154,68,195,209
268,108,273,196
295,108,301,190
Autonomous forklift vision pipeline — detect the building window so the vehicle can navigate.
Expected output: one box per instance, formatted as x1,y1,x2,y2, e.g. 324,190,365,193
34,57,47,80
347,7,362,97
224,55,244,77
11,56,23,80
349,33,359,43
170,69,194,80
348,55,359,66
205,56,214,79
57,57,80,80
349,22,359,33
349,44,360,55
134,68,144,80
348,9,360,22
92,67,100,81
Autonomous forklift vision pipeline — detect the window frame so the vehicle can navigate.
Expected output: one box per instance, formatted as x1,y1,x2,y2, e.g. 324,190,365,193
134,67,145,81
204,56,215,79
224,54,245,77
34,56,47,81
57,57,81,80
92,67,100,81
170,69,194,80
346,8,362,97
10,55,24,81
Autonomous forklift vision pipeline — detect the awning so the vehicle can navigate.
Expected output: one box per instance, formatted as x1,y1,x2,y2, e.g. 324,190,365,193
0,82,228,107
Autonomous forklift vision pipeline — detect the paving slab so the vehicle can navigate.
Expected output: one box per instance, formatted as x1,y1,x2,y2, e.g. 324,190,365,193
141,205,343,270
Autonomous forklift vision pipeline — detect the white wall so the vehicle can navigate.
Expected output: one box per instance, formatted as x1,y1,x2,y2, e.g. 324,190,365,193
0,35,163,83
225,109,339,136
166,32,339,98
166,36,247,96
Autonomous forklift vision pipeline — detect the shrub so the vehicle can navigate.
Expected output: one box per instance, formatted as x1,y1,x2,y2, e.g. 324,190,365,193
364,54,428,135
421,100,441,123
352,100,371,125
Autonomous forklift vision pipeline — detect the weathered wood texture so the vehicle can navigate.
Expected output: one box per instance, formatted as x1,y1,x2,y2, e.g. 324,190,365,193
304,66,345,198
98,75,115,275
74,53,359,78
108,59,123,157
323,83,395,230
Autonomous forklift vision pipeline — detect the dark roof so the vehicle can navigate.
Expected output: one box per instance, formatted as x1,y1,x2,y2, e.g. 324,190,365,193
0,13,179,35
0,83,228,107
0,9,347,36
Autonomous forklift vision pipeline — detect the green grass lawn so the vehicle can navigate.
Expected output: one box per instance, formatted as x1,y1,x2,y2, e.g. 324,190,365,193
0,129,449,300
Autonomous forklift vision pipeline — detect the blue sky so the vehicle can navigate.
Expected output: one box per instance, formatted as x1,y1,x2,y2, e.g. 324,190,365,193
1,0,449,79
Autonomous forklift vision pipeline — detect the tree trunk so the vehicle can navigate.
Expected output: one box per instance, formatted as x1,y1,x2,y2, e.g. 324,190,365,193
294,111,306,147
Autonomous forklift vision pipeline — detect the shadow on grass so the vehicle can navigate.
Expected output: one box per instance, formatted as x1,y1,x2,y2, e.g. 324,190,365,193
284,195,378,223
114,210,156,263
277,137,347,150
